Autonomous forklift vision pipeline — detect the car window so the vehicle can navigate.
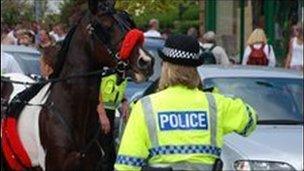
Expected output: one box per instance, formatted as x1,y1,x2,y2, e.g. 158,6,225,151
143,38,164,81
125,81,153,100
146,50,162,81
7,52,41,75
203,77,303,122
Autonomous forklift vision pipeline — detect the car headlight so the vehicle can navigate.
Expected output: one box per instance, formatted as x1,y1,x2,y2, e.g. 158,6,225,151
234,160,296,171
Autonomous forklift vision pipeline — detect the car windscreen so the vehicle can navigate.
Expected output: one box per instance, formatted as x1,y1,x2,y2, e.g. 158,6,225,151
144,37,164,81
7,52,41,75
203,77,303,123
146,49,162,81
125,81,153,100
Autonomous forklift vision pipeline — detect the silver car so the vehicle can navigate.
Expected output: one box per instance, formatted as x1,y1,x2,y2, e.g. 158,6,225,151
1,45,41,75
198,65,303,171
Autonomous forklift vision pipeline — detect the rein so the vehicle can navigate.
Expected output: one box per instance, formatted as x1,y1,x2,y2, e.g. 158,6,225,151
0,68,117,86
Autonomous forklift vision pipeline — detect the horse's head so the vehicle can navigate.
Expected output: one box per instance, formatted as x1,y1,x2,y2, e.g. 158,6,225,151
84,0,154,82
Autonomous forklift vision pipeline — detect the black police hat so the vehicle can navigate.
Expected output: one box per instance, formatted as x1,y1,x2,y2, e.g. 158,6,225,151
158,34,203,67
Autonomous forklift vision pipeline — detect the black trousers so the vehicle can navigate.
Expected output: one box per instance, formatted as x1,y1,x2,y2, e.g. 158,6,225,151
99,109,116,171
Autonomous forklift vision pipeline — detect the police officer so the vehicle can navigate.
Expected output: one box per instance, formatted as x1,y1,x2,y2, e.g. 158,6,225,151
115,35,258,171
97,70,128,171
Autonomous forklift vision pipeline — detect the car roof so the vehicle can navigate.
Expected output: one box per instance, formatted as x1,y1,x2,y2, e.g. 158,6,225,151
144,37,165,50
198,65,303,79
1,45,40,54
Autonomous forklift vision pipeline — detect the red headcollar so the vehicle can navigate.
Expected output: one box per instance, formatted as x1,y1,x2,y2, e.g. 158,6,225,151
119,29,144,61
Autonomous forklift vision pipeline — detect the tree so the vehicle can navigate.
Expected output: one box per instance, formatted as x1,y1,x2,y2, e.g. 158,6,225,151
1,0,48,26
56,0,197,32
1,0,33,26
115,0,182,16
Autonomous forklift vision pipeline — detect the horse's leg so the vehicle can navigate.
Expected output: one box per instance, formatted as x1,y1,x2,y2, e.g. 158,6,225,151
45,148,82,171
40,110,83,171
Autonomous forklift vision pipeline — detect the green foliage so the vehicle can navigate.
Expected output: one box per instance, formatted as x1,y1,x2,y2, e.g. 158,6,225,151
116,0,192,30
43,13,61,27
1,0,35,26
133,8,179,29
131,1,199,34
115,0,182,16
58,0,77,25
173,20,199,34
181,4,199,21
53,0,198,34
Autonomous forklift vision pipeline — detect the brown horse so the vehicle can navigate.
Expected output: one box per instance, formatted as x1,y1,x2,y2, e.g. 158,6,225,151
2,0,153,170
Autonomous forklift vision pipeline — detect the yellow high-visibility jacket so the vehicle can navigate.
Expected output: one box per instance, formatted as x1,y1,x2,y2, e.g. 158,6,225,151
115,85,258,171
99,74,127,110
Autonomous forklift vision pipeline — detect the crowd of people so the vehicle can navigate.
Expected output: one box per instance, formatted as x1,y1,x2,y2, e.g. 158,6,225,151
1,21,67,50
2,18,303,72
143,18,303,71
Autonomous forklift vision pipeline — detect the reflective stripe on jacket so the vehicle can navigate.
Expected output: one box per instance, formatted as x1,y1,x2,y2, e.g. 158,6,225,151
115,85,258,171
99,74,127,110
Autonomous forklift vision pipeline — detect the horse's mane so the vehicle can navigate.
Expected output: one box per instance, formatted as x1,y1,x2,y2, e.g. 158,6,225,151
50,9,135,79
51,26,77,78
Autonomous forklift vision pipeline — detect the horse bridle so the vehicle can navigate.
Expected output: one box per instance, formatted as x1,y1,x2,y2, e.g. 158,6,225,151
85,4,133,73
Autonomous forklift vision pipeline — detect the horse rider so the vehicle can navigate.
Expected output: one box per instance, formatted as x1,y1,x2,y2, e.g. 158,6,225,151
114,35,258,171
96,66,128,170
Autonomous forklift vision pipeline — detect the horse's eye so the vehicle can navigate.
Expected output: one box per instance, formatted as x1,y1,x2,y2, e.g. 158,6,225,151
137,58,150,69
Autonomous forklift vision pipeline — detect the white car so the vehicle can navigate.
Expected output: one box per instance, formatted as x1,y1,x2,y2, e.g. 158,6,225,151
1,45,41,75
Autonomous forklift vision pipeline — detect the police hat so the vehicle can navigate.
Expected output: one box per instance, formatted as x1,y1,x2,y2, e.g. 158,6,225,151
158,34,203,67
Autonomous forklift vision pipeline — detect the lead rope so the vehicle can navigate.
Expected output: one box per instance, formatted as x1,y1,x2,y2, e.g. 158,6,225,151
1,68,117,86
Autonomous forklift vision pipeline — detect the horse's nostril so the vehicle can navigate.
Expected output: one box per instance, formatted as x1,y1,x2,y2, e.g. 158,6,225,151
137,58,150,69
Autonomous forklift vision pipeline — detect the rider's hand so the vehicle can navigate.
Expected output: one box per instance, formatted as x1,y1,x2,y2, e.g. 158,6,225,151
97,103,110,134
121,100,129,122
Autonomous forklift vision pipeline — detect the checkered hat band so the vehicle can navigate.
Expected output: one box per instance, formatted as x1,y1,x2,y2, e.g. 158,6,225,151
148,145,221,158
162,47,199,59
116,155,146,167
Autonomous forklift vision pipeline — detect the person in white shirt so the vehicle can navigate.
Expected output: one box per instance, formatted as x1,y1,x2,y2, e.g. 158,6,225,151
49,24,66,43
1,48,23,74
199,31,230,66
285,22,303,71
242,28,276,67
144,19,161,38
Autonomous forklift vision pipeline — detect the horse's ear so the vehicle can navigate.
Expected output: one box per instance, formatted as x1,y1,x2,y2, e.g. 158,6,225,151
88,0,98,14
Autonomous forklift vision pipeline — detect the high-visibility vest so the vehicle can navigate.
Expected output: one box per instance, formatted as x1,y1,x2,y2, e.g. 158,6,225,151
99,74,127,110
115,85,258,171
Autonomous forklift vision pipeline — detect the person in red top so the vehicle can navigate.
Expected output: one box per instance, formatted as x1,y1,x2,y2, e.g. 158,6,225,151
242,28,276,67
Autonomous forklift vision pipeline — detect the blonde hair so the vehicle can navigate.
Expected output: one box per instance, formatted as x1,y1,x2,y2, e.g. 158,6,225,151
158,62,201,91
247,28,267,45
